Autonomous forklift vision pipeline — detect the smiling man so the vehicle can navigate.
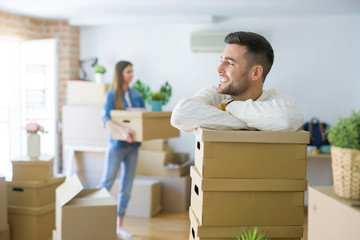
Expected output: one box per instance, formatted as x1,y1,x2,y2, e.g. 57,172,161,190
171,31,304,132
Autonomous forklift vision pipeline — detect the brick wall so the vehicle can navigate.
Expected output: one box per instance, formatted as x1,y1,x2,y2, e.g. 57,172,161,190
0,10,80,170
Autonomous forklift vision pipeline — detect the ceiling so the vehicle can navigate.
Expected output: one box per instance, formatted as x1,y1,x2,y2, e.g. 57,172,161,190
0,0,359,26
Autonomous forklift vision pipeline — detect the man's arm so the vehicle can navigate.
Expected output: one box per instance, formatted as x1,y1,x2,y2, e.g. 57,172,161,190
226,89,304,131
171,86,248,132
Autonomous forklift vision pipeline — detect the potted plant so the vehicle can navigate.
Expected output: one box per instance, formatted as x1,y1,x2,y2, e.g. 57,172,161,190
235,226,270,240
25,122,47,159
94,64,106,83
326,110,360,199
131,80,172,112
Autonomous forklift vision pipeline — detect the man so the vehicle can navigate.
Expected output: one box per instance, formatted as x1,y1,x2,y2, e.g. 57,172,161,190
171,31,304,132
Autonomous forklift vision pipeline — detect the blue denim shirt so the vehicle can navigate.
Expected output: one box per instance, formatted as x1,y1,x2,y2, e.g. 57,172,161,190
102,89,145,148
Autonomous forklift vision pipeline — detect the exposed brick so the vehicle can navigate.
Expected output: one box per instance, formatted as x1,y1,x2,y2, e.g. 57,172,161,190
0,11,12,20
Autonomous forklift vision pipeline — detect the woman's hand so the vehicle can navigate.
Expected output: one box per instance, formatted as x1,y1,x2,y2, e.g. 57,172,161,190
105,120,135,143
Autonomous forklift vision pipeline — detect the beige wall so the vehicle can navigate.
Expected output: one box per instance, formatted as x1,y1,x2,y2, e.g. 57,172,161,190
0,10,80,169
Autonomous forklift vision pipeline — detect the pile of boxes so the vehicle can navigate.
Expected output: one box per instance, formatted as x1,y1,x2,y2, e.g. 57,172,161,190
189,128,309,240
0,176,9,240
6,155,65,240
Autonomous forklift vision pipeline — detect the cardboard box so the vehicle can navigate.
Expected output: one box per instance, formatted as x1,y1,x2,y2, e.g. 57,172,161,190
164,161,191,177
12,155,54,181
190,166,306,226
308,186,360,240
56,174,116,240
0,177,7,232
136,174,191,212
7,203,55,240
136,148,174,176
62,105,108,145
189,207,303,240
0,224,10,240
140,139,169,151
67,81,110,106
7,176,65,207
195,127,309,179
110,179,162,218
110,110,180,142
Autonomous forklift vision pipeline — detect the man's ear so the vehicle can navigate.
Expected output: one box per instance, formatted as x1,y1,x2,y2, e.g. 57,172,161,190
250,65,263,81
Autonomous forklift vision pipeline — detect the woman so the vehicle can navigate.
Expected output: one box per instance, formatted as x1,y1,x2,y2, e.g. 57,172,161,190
99,61,145,239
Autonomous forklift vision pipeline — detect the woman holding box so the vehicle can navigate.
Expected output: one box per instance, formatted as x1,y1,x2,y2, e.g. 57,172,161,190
99,60,145,239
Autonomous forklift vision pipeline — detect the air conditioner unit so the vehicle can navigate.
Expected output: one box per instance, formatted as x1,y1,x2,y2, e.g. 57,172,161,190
190,31,227,52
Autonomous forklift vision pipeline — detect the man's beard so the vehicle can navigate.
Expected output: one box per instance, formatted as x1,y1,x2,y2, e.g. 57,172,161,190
217,72,250,96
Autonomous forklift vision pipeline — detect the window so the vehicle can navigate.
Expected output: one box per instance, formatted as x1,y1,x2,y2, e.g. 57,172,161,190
0,38,57,178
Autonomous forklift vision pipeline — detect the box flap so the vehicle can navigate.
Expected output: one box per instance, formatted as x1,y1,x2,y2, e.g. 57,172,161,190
56,174,83,207
7,203,55,215
191,166,307,191
196,127,310,144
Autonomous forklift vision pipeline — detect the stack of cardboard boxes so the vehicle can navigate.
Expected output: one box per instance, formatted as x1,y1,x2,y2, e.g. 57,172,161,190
6,156,65,240
189,128,309,240
0,176,9,240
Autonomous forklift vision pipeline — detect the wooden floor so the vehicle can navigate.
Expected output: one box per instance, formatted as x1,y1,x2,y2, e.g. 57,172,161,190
121,211,308,240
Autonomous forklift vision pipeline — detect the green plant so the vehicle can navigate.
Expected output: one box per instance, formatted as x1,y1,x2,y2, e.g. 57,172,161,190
326,110,360,150
131,80,172,106
131,79,152,105
151,91,162,101
234,227,270,240
94,64,106,74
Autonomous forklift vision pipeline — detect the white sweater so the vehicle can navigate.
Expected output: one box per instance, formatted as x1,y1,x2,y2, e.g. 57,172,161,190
171,86,304,132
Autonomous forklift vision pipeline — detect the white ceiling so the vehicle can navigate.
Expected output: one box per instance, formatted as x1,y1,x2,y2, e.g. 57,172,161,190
0,0,360,26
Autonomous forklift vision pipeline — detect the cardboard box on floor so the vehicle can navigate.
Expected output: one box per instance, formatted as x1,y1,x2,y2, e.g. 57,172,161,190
67,81,110,106
136,148,174,176
190,166,306,226
56,174,116,240
110,110,180,142
140,139,169,151
308,186,360,240
110,179,162,218
7,203,55,240
12,155,54,181
7,176,65,207
136,174,191,212
189,207,303,240
195,127,309,179
0,224,10,240
0,177,7,232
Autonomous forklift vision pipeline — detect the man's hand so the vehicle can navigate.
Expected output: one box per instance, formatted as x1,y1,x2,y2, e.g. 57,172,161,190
214,104,222,110
121,128,135,143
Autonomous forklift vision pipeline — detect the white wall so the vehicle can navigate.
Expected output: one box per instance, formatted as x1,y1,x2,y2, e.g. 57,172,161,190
80,14,360,159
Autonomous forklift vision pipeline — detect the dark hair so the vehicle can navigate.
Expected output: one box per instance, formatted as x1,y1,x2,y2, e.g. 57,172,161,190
224,31,274,81
111,60,132,109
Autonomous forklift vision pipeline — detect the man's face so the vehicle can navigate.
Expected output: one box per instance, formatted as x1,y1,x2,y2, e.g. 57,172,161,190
217,44,251,97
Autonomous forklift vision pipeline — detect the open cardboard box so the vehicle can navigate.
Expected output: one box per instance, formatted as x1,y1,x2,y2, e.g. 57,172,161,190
110,110,179,141
190,166,306,226
195,127,309,179
56,174,116,240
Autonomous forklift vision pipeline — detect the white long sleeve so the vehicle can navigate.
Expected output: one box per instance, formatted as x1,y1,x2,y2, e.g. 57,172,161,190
171,86,304,132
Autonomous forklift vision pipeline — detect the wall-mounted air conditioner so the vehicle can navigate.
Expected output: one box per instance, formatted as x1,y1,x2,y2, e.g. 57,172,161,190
190,31,227,52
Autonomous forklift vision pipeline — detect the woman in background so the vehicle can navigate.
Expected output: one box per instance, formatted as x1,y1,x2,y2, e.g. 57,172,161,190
99,60,145,239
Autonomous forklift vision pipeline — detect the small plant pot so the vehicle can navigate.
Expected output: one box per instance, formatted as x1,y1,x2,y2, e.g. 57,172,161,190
151,100,162,112
331,146,360,199
94,73,104,83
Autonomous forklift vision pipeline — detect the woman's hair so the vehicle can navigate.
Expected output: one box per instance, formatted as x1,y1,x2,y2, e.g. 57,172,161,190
224,31,274,82
111,61,132,109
